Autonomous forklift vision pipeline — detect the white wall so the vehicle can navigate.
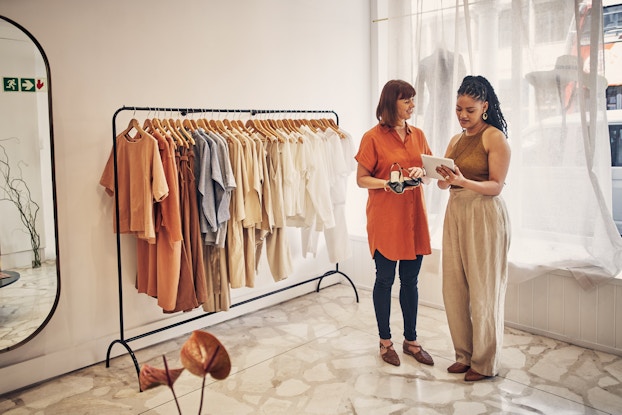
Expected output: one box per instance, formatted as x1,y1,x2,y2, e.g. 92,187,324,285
0,0,371,395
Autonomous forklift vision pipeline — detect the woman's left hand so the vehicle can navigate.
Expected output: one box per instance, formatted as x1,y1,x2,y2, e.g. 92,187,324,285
407,166,425,179
437,164,464,186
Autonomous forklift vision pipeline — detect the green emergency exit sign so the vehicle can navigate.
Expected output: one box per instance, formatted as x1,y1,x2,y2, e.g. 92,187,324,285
20,78,35,92
3,77,39,92
3,77,18,91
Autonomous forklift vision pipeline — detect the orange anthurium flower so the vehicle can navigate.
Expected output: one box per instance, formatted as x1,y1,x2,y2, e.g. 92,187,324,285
180,330,231,380
139,364,184,391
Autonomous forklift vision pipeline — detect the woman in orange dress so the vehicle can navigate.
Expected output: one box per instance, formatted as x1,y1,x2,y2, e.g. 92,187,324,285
355,79,434,367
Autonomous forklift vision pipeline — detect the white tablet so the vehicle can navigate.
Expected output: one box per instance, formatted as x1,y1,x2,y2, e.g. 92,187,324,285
421,154,455,180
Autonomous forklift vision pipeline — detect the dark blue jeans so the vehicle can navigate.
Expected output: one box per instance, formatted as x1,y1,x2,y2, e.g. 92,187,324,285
372,250,423,342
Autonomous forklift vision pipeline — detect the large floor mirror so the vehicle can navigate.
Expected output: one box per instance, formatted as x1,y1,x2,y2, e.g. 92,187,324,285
0,16,59,352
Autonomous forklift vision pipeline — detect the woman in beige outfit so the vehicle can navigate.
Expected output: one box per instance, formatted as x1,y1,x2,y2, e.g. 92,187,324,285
435,75,511,382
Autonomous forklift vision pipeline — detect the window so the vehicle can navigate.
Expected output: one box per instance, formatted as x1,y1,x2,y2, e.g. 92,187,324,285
535,0,574,43
375,0,622,278
603,4,622,42
611,116,622,166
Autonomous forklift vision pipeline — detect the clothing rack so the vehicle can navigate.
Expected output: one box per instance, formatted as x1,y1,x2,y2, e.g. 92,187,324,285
105,105,359,389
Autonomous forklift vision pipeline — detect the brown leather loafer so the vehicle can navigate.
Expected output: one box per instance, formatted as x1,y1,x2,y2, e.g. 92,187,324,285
447,362,470,373
464,368,491,382
380,342,400,366
402,342,434,366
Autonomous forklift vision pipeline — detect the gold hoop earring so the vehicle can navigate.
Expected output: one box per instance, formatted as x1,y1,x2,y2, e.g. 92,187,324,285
482,112,488,120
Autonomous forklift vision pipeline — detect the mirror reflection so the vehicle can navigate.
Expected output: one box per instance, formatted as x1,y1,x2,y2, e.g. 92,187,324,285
0,16,59,352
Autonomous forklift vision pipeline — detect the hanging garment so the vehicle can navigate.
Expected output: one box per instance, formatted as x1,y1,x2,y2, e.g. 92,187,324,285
99,127,168,243
302,127,356,263
103,112,352,314
193,129,218,235
185,147,208,307
213,132,237,241
135,128,183,312
224,131,247,289
266,146,289,279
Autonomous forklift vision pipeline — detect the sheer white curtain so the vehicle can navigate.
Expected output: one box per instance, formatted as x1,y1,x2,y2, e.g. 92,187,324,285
375,0,622,288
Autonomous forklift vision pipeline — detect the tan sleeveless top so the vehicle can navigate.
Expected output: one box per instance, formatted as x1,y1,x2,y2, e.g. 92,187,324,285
448,125,489,185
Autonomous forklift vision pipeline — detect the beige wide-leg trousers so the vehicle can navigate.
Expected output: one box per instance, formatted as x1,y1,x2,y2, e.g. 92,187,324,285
442,188,510,376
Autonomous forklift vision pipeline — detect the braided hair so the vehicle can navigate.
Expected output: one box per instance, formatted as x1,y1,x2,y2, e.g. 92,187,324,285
457,75,508,138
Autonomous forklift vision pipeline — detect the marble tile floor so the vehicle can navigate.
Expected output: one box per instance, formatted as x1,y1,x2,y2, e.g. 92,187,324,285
0,261,58,349
1,282,622,414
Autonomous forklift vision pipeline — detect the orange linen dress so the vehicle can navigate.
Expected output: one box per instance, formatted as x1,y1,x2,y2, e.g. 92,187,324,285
355,123,432,260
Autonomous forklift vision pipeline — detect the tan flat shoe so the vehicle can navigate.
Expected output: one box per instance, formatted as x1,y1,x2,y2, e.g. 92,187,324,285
402,342,434,366
379,342,400,366
447,362,470,373
464,368,492,382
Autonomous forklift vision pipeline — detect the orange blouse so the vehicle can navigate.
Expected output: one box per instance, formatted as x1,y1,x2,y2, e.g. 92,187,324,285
355,123,432,260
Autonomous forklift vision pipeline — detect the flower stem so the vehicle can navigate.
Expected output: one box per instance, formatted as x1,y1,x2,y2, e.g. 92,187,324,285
163,355,183,415
197,375,206,415
196,344,220,415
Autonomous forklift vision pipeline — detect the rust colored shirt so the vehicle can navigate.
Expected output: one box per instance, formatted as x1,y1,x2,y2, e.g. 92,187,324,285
355,123,432,260
100,130,169,243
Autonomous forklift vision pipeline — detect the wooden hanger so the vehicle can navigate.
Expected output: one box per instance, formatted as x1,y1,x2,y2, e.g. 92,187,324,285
246,119,276,142
151,117,167,137
326,118,338,129
223,119,235,131
119,118,146,141
208,119,227,134
308,119,321,130
145,118,176,148
233,119,252,135
197,118,210,132
160,118,181,147
182,118,196,133
175,118,195,145
268,119,280,131
161,117,187,147
323,118,346,138
264,119,284,142
142,117,154,133
299,118,312,129
317,118,330,130
245,119,260,134
290,118,304,134
282,118,294,133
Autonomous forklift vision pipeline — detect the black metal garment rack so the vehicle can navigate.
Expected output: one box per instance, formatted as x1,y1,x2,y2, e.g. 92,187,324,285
105,105,359,389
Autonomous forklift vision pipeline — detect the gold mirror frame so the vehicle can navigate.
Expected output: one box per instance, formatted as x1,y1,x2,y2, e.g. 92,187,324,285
0,15,60,353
